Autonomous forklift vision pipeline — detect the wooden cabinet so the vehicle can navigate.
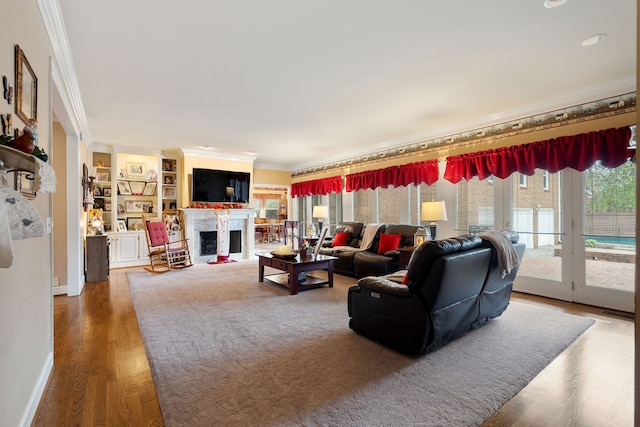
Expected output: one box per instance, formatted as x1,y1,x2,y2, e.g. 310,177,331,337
85,235,109,282
108,231,148,267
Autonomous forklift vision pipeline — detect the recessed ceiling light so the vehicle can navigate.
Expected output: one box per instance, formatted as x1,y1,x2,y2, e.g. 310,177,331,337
544,0,568,8
581,33,607,47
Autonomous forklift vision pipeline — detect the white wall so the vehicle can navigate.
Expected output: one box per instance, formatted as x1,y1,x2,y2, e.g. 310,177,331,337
0,1,55,426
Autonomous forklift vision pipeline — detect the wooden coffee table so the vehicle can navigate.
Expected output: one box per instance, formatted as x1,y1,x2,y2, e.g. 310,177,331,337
257,253,338,295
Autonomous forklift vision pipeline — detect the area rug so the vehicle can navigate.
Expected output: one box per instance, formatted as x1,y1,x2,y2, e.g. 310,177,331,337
127,261,595,427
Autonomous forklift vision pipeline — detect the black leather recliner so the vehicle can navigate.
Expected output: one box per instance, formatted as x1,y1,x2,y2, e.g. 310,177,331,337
347,232,525,355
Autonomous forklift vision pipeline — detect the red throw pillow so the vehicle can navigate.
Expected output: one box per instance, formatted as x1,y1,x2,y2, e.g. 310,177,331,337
402,273,409,285
331,231,351,247
378,233,402,255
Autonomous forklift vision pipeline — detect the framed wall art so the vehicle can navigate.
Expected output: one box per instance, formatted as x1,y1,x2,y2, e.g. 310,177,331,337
128,181,145,195
14,170,36,200
163,186,177,199
126,161,146,178
14,45,37,126
117,181,131,195
117,219,127,232
143,182,157,196
127,217,144,231
124,199,152,213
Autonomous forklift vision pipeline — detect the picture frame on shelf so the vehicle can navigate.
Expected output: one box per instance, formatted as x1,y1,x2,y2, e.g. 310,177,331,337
104,202,111,212
164,175,174,185
163,186,177,199
15,44,38,126
95,172,109,182
163,160,172,171
117,181,131,195
103,187,112,197
129,181,145,195
119,168,127,178
117,203,125,213
127,217,144,231
125,199,153,213
117,219,127,232
143,182,157,196
93,186,102,196
126,161,146,178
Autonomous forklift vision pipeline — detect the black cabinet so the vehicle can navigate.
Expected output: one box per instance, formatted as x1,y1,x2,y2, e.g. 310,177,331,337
86,235,109,282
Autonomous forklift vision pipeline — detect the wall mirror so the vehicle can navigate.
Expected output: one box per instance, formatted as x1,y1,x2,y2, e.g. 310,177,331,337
14,44,38,126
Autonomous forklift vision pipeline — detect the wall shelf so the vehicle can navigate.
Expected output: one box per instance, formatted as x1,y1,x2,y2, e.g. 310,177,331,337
0,145,36,174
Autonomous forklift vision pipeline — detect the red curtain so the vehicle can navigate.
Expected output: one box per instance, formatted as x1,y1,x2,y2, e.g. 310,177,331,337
345,159,439,192
444,126,633,183
291,176,343,198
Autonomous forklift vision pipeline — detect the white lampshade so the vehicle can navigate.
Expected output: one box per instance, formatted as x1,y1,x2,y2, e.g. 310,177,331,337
312,205,329,218
421,201,448,222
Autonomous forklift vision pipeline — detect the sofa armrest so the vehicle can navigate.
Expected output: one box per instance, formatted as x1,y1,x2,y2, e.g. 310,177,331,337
357,276,410,295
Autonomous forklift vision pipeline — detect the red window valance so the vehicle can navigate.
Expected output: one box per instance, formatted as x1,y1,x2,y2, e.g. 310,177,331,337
345,159,439,192
443,126,633,183
291,176,343,198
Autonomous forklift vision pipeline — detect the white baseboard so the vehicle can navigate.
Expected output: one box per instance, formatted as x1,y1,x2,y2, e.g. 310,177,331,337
19,351,53,427
53,285,68,296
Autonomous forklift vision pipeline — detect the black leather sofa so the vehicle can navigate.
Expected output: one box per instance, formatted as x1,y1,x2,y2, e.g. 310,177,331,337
347,232,525,355
319,222,420,277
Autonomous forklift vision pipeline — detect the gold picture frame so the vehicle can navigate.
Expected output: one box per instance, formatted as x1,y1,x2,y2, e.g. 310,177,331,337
14,45,37,126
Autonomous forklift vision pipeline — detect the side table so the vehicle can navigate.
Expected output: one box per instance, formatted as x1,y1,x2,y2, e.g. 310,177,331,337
86,235,109,282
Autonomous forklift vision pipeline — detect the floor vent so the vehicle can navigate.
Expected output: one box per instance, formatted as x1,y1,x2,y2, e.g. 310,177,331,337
600,310,635,320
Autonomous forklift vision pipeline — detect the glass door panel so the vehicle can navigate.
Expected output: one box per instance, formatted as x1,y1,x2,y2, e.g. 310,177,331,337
452,176,493,235
580,160,635,311
512,170,569,299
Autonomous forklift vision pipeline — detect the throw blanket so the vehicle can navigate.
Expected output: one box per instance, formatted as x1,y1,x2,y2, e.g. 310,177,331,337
216,214,230,261
34,158,57,193
479,230,520,278
331,224,382,252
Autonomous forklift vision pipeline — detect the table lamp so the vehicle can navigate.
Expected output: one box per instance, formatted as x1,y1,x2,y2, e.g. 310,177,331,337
312,205,329,236
421,200,448,240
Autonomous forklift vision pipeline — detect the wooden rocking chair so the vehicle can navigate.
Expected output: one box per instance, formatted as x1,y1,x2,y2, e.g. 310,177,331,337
142,214,193,273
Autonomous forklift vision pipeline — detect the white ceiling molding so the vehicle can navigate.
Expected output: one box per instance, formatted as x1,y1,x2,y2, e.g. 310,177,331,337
180,148,257,164
37,0,90,143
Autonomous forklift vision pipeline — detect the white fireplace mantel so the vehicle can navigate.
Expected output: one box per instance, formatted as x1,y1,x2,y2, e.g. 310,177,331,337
181,208,255,263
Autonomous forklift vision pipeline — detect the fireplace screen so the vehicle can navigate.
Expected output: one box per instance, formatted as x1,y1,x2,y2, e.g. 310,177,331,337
199,231,242,255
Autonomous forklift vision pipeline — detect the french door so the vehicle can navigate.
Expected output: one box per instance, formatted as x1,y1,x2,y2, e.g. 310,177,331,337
511,163,635,313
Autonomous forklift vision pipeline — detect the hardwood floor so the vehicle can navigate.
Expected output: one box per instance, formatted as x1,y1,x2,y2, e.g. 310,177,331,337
32,268,634,426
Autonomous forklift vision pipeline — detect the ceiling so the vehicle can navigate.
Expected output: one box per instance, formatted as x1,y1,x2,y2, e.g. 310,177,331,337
57,0,636,171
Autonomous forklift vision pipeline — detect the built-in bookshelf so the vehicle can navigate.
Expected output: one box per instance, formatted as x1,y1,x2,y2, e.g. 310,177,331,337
91,151,113,231
161,157,178,211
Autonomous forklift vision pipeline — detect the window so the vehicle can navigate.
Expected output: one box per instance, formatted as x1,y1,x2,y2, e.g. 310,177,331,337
543,171,549,191
519,174,528,188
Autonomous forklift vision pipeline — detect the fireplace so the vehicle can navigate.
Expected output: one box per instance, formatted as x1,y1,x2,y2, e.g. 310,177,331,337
181,208,255,263
199,231,242,255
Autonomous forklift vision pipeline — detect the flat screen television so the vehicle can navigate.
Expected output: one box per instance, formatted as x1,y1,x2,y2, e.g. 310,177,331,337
191,168,251,203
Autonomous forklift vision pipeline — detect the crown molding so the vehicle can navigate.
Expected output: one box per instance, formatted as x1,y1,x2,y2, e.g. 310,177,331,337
38,0,90,143
180,148,257,164
292,92,636,177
